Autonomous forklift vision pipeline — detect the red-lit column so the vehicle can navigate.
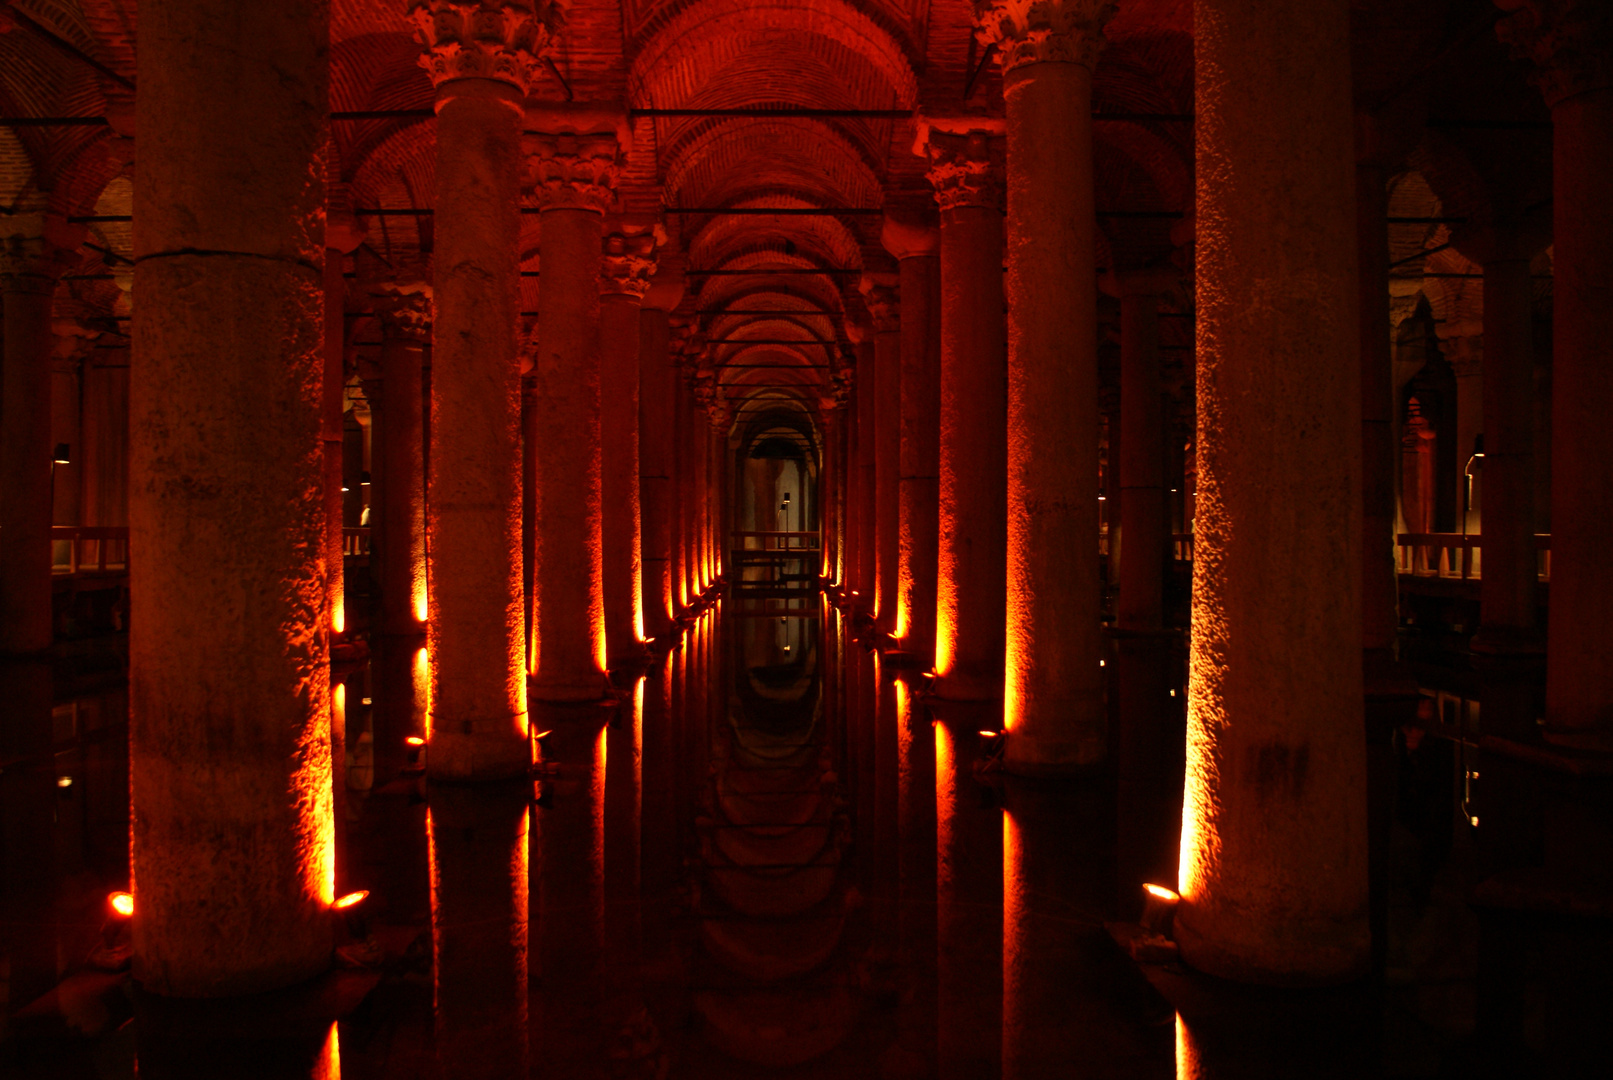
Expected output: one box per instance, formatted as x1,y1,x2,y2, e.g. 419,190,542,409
851,324,878,611
820,409,839,587
526,129,616,700
1499,2,1613,743
838,353,860,598
416,2,539,779
370,277,432,638
129,0,334,994
600,225,658,670
922,127,1006,699
322,217,364,649
0,220,77,656
863,276,902,636
639,267,683,643
1179,0,1369,983
884,221,941,664
981,0,1111,770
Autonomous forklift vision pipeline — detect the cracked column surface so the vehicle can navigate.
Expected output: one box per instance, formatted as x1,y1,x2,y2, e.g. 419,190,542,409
129,0,334,995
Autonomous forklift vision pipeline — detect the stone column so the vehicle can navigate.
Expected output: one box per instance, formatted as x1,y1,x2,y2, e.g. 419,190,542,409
370,277,432,638
884,220,942,664
851,324,878,610
50,322,94,529
639,269,683,644
1444,330,1485,534
862,275,902,637
921,127,1007,699
414,1,542,778
324,218,365,642
1499,1,1613,743
671,361,691,612
526,129,617,700
1473,241,1540,652
980,0,1112,769
129,0,334,994
1,220,78,655
599,223,659,670
1179,0,1369,983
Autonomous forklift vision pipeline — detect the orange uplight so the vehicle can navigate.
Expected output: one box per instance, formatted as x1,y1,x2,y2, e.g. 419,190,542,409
533,730,552,741
1145,883,1180,902
333,889,369,910
405,735,426,747
109,891,134,917
978,729,1000,739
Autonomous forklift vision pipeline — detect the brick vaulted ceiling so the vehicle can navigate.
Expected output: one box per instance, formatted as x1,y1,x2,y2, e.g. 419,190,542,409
0,0,1551,430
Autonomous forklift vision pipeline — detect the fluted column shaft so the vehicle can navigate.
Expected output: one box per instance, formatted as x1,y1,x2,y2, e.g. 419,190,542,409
129,0,333,994
1179,0,1368,984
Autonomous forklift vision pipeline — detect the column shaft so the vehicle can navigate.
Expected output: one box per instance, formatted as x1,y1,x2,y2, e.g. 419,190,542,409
0,269,59,654
1477,256,1538,644
1002,52,1104,767
601,289,645,668
856,335,878,608
1117,289,1164,631
870,293,902,635
129,0,334,994
896,254,941,660
639,306,675,641
1357,164,1401,667
429,79,528,772
321,250,346,639
1179,0,1369,983
379,332,427,636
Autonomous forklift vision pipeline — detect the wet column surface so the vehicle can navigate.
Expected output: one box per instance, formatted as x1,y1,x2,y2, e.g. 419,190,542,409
527,129,617,701
885,220,942,665
862,277,902,637
600,226,658,670
988,0,1111,772
1181,0,1370,984
640,267,683,643
416,1,538,778
129,0,335,995
921,128,1007,702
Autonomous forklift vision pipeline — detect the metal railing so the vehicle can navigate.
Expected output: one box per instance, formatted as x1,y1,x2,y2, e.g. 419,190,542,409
51,526,129,578
1396,532,1552,582
343,527,371,558
732,530,820,551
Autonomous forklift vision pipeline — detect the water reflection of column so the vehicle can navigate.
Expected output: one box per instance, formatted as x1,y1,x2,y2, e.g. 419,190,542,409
1003,776,1158,1077
873,654,900,946
641,659,677,962
934,716,1002,1079
430,783,531,1080
134,1005,340,1080
604,677,646,992
892,677,938,1072
852,641,878,902
0,660,56,1016
537,707,609,1071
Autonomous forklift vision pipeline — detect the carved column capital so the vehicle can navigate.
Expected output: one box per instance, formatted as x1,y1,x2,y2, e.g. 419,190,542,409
600,228,660,300
525,132,619,214
859,275,900,334
974,0,1116,72
1497,0,1613,106
407,1,552,95
370,278,435,343
0,229,80,295
921,129,1003,212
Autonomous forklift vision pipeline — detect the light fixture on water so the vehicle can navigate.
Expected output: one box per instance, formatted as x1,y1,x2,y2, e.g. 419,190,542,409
57,776,73,789
333,890,369,911
109,892,134,917
404,735,425,747
1141,883,1179,935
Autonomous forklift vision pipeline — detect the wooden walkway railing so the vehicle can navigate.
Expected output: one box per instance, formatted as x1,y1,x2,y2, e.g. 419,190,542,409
51,526,129,578
731,531,820,594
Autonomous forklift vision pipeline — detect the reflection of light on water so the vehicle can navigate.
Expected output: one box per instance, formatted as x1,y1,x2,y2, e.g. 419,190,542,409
317,1020,341,1080
1174,1012,1201,1079
935,722,954,894
414,647,431,738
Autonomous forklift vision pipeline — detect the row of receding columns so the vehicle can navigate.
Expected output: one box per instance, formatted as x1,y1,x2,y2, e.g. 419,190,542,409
115,0,728,999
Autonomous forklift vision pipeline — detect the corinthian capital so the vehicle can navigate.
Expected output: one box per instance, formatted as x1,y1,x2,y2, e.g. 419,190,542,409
921,129,1003,212
975,0,1116,72
1496,0,1613,106
525,133,620,214
600,226,661,300
407,1,552,94
0,229,81,296
370,277,435,343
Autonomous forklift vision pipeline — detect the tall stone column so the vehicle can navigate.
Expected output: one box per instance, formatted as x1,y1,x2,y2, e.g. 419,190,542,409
851,324,878,610
672,362,691,611
1499,1,1613,743
370,277,432,638
599,224,659,670
526,129,617,700
922,127,1007,699
1,220,78,655
1473,242,1540,651
1179,0,1369,984
639,268,683,644
884,220,942,664
414,1,542,778
323,217,365,642
1443,330,1485,533
980,0,1112,769
129,0,334,994
50,322,94,529
862,275,902,636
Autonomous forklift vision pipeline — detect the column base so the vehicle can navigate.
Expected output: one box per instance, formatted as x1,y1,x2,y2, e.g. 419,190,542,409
527,673,616,706
1173,905,1372,988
